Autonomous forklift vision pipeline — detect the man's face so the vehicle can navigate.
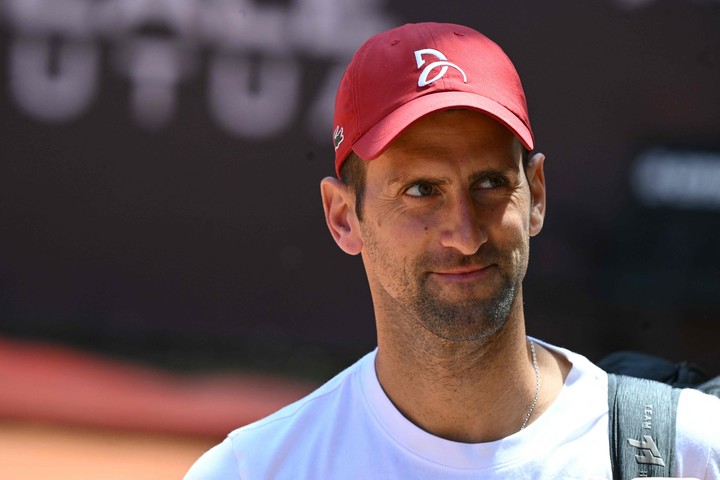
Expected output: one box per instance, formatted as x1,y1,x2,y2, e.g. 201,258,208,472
356,109,545,342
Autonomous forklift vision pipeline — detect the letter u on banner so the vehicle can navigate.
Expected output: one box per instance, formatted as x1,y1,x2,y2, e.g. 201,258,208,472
208,53,299,138
10,37,99,122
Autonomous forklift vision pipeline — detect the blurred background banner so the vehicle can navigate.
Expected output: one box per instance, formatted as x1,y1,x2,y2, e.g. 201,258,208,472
0,1,719,473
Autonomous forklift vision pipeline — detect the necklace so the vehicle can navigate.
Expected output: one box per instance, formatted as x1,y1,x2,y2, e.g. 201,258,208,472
520,338,541,430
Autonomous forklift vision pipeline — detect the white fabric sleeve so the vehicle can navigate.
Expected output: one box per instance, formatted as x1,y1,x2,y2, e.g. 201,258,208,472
183,437,240,480
674,388,720,480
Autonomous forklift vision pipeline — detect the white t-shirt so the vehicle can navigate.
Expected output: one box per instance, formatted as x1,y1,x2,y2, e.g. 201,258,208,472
184,340,720,479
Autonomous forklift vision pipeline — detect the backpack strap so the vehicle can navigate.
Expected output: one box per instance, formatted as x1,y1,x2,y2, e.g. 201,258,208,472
607,373,681,479
697,375,720,397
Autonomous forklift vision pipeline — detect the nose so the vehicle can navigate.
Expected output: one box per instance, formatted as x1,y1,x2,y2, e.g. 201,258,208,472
439,192,487,255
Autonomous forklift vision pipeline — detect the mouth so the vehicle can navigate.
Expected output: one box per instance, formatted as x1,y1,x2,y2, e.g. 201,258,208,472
429,264,496,281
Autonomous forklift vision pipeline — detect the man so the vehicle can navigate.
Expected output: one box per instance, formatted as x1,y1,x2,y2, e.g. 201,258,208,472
185,22,719,479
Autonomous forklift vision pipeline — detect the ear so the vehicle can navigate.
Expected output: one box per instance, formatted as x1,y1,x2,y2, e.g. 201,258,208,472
526,152,546,237
320,176,363,255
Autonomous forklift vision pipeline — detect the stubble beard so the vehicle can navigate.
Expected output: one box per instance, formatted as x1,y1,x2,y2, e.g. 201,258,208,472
411,263,522,342
363,224,529,343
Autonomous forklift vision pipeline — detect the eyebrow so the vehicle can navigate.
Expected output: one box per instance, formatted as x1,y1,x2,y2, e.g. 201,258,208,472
386,167,517,188
386,174,451,187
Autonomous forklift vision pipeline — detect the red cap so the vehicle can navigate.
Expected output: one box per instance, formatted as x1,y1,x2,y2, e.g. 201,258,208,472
332,22,534,177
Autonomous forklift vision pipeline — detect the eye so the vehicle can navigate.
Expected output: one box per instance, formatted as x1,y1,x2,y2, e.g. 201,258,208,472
475,176,507,189
405,182,437,197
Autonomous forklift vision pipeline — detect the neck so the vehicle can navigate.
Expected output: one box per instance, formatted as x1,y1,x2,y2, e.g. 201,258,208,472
374,300,542,443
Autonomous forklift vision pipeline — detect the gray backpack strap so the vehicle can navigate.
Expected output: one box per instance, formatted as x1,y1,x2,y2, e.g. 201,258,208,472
607,373,681,479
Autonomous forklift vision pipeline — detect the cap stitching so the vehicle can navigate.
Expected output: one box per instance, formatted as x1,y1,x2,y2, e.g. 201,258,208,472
350,41,373,156
422,23,447,91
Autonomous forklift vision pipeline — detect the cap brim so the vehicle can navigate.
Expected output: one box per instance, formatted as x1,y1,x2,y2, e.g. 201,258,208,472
352,91,535,161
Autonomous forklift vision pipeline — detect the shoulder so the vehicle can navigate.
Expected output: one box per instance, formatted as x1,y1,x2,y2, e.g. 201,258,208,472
675,387,720,479
677,386,720,433
532,338,608,388
184,437,239,480
230,350,371,436
184,351,375,478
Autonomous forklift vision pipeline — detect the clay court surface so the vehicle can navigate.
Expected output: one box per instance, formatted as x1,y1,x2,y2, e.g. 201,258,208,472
0,336,317,479
0,422,215,480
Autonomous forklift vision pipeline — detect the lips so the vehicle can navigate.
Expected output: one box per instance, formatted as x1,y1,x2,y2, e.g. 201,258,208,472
436,265,491,274
430,264,495,280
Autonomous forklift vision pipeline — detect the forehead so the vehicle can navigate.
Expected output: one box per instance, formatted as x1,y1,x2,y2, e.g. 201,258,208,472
367,109,523,177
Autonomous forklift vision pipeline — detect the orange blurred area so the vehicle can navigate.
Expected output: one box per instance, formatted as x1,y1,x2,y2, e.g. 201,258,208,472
0,421,215,480
0,335,319,479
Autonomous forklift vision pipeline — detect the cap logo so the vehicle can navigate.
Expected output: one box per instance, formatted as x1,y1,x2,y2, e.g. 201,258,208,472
414,48,468,87
333,125,344,151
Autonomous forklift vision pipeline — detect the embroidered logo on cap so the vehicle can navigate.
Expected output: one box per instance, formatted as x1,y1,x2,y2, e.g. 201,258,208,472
414,48,468,87
333,126,345,151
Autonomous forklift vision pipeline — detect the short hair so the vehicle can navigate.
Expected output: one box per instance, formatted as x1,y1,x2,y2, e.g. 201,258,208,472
339,151,367,221
338,147,530,223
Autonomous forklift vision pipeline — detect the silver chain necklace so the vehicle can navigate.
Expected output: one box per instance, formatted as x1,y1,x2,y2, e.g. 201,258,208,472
520,338,541,430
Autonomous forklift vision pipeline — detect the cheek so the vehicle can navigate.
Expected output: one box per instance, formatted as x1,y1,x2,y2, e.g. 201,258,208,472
383,209,434,239
493,208,532,250
500,212,527,232
362,220,426,272
500,196,533,230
